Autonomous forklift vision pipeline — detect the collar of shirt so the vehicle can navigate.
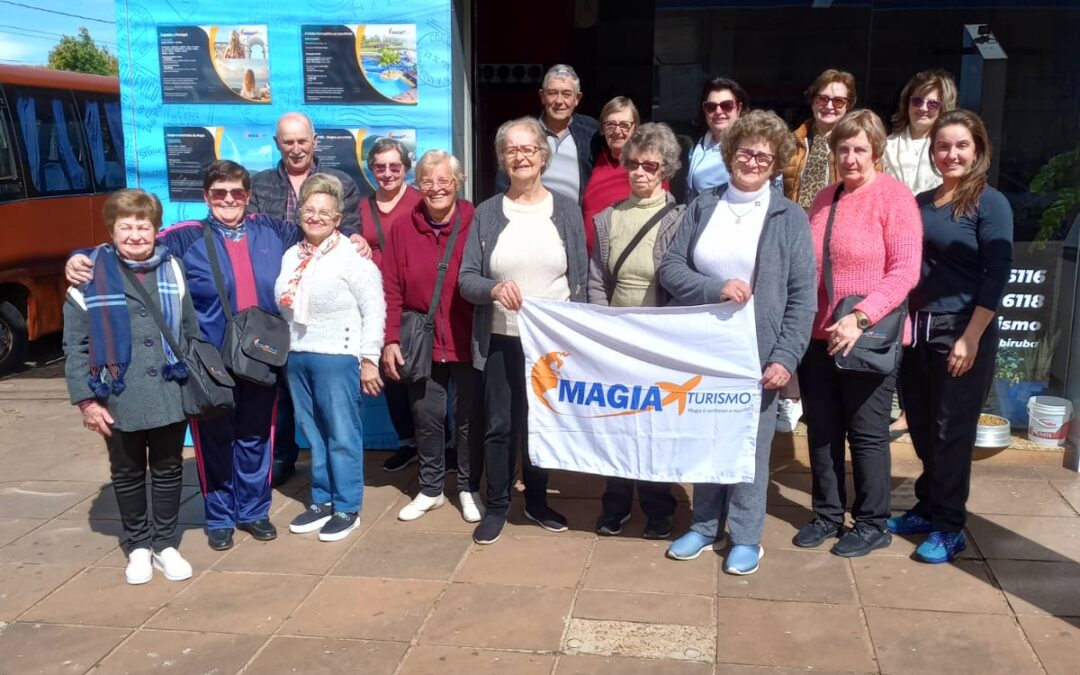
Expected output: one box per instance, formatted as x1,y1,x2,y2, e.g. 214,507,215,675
540,114,574,142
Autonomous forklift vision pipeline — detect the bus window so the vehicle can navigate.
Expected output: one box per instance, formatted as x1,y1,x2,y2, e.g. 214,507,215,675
77,93,126,191
0,99,24,203
11,87,91,196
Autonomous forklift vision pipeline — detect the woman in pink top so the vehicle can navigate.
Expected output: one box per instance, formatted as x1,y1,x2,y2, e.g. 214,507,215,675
793,110,922,559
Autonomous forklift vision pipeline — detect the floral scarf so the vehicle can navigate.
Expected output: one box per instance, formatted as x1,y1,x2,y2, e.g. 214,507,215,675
279,231,341,325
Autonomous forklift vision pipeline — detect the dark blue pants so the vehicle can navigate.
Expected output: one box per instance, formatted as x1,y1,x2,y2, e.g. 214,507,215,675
192,379,276,530
274,368,299,467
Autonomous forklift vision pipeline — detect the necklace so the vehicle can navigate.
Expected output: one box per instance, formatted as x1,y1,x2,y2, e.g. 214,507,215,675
724,199,761,224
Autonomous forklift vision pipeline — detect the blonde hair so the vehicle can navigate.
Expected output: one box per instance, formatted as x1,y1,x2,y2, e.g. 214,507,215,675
829,109,887,160
415,149,466,187
599,96,640,126
298,173,344,213
891,70,958,133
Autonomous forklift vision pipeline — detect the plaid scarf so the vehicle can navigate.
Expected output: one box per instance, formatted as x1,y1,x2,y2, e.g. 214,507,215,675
279,231,341,325
83,245,185,399
207,214,247,241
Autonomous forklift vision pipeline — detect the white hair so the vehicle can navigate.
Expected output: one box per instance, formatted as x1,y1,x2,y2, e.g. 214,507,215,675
542,64,581,93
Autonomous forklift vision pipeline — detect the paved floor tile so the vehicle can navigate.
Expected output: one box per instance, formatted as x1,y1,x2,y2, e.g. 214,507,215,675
557,653,713,674
280,576,444,641
456,535,591,587
573,589,713,626
966,513,1080,562
1051,480,1080,514
332,529,472,580
419,582,574,650
585,539,716,595
0,562,81,621
1017,615,1080,675
93,628,264,675
215,525,355,576
246,636,407,675
502,498,601,539
968,478,1077,516
0,518,122,565
148,570,317,635
0,481,102,519
882,528,984,560
853,556,1011,614
0,622,129,675
717,546,857,605
92,531,230,572
383,496,477,534
987,558,1080,617
20,566,192,627
865,606,1043,675
758,504,820,553
0,517,46,548
399,645,555,675
715,666,874,675
714,598,876,672
564,617,715,662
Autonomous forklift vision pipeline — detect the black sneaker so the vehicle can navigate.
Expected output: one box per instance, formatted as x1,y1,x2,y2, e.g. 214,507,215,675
595,512,631,536
237,519,277,541
524,505,569,533
289,503,332,534
831,523,892,558
207,528,234,551
793,516,842,548
473,515,506,545
319,512,359,542
643,515,674,540
382,446,418,472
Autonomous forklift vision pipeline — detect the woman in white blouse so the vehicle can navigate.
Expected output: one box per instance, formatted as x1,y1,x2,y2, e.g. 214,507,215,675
275,173,386,543
883,70,957,194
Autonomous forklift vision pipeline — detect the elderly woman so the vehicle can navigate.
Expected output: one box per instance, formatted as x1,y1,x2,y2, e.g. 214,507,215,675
589,122,684,540
63,189,198,584
659,111,816,574
686,77,750,203
890,110,1013,563
360,137,424,472
783,69,858,209
794,110,922,558
581,96,639,255
275,174,385,542
382,151,482,524
459,116,588,545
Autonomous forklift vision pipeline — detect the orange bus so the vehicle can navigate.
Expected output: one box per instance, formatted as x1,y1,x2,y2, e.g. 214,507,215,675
0,65,125,374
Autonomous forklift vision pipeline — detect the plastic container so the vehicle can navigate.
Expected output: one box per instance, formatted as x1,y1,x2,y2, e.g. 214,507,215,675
975,414,1012,448
1026,396,1074,447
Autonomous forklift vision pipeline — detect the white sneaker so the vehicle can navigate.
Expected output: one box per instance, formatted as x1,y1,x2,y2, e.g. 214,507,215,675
471,491,486,519
398,493,445,521
776,398,803,433
459,491,481,523
125,548,153,585
152,547,193,581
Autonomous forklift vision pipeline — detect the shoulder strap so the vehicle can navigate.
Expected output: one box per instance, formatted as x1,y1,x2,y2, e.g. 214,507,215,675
611,202,677,282
822,185,844,308
424,213,463,325
201,220,234,321
118,265,185,357
366,197,385,250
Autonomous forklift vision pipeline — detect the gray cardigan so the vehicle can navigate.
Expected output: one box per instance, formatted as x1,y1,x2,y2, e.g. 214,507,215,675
658,185,817,373
458,190,588,370
588,193,685,306
63,258,200,432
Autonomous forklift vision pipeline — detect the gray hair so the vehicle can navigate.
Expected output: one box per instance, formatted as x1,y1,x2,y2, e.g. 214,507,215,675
542,64,581,93
494,116,552,173
298,173,344,213
621,122,682,182
366,137,413,171
414,149,465,187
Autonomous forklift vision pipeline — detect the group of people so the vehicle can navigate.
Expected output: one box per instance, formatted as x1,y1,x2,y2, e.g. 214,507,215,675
62,63,1012,586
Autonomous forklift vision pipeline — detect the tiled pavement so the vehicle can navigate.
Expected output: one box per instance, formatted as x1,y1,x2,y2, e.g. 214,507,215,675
1,373,1079,674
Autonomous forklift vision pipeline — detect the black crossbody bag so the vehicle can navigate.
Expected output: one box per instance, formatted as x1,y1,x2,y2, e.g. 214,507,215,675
609,201,677,284
823,186,907,375
398,213,462,383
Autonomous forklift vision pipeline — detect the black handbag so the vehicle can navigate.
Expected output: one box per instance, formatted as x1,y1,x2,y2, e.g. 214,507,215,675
398,213,462,383
121,264,235,420
610,201,676,283
202,221,290,387
822,185,907,375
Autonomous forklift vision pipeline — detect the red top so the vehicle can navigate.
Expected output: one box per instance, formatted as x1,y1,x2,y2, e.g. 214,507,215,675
382,199,477,364
223,237,259,311
581,146,671,257
359,186,424,269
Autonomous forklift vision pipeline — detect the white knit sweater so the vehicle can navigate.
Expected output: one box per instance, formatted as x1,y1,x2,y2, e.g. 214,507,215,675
274,241,386,363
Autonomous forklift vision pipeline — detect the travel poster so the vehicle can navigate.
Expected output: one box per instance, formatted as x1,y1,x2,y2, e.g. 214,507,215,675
158,25,272,103
315,128,417,197
302,24,417,104
164,126,276,201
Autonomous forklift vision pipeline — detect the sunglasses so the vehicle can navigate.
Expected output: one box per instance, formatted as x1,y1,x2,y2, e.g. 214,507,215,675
703,100,738,114
815,95,851,109
910,96,942,112
207,188,248,201
625,159,661,174
373,162,404,174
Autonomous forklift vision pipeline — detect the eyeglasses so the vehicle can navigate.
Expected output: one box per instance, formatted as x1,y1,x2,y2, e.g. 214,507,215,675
207,188,248,202
910,96,942,112
419,177,456,191
603,121,634,132
299,207,339,221
703,100,738,114
372,162,404,174
625,159,661,174
504,145,541,159
815,95,851,109
735,148,775,166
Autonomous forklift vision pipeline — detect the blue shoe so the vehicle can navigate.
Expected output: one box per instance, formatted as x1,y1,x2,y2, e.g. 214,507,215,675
887,510,933,535
915,531,966,564
723,544,764,575
666,530,716,561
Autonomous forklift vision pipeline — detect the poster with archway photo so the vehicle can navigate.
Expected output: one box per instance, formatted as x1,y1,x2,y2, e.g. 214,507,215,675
302,24,417,105
158,25,272,104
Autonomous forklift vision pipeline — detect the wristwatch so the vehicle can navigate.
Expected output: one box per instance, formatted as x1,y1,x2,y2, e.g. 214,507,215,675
854,311,871,330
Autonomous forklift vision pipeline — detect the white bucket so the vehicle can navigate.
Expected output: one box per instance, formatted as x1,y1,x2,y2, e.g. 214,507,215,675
1026,396,1074,447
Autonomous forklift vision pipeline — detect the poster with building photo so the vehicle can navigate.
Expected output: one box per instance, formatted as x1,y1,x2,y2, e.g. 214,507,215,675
314,128,417,197
158,25,271,103
302,24,417,104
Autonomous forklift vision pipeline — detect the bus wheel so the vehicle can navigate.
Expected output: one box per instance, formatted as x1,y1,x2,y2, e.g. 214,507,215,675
0,301,28,377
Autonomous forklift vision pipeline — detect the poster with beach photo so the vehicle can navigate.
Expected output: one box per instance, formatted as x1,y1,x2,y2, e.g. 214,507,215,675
158,25,271,103
314,128,417,197
302,24,417,104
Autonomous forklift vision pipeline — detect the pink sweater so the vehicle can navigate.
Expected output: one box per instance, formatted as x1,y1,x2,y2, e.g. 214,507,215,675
808,173,922,343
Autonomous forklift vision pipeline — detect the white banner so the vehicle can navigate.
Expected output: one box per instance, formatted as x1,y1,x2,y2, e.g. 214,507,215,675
518,299,762,484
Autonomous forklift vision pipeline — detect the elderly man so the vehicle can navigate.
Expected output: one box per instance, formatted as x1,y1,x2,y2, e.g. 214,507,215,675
496,64,600,203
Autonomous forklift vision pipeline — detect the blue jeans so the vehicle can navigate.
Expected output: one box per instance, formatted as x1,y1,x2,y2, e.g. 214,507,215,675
287,352,365,513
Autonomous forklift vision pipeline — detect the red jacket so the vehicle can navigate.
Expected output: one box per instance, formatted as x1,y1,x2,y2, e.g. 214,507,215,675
359,186,423,269
382,199,476,364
